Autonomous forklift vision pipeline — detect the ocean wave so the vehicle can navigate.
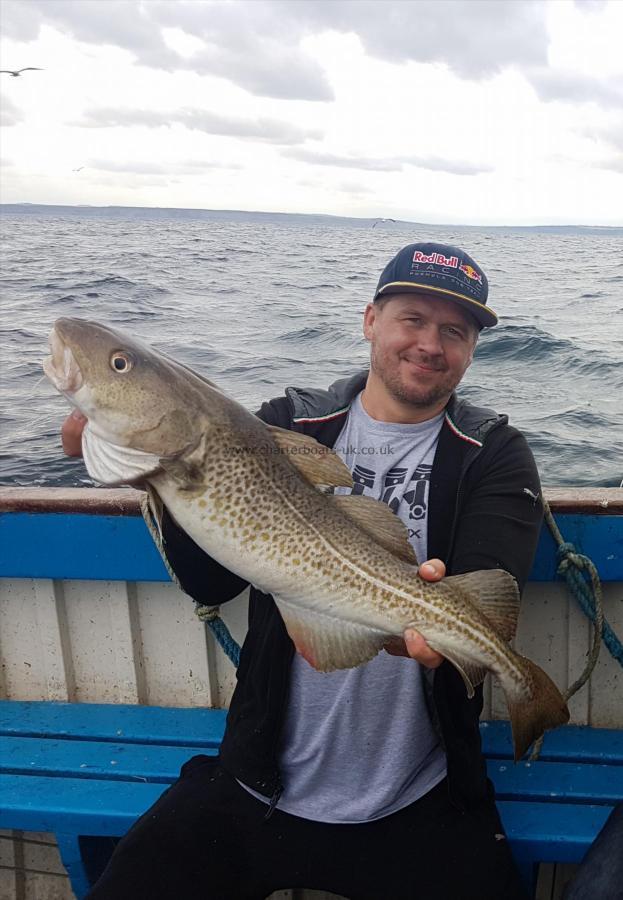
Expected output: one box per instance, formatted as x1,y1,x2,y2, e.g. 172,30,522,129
1,210,620,487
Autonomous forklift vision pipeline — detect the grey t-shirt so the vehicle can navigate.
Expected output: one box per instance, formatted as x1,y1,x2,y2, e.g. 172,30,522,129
244,393,447,822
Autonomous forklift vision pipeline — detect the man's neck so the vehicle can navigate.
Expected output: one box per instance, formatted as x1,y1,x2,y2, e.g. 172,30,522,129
360,378,449,425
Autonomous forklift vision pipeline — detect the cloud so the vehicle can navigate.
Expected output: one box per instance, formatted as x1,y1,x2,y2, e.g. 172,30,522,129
0,0,549,100
0,0,332,100
284,149,400,171
295,0,550,78
573,0,608,11
86,157,242,174
596,156,623,174
156,0,335,99
2,0,617,113
587,121,623,152
402,156,494,176
284,148,492,176
0,93,23,126
337,181,373,194
527,68,623,108
74,106,321,144
1,0,180,68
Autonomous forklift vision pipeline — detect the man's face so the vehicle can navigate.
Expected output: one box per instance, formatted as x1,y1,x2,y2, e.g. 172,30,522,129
363,292,478,410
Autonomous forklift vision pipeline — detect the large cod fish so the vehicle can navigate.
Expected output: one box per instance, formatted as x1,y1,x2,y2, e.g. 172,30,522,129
43,317,569,759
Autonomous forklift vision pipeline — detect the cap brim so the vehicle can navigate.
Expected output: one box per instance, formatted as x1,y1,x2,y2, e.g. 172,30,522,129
375,281,498,328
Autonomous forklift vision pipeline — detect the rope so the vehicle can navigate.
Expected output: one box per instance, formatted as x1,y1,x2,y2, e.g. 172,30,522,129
529,497,622,759
544,502,623,667
139,489,241,668
195,603,241,667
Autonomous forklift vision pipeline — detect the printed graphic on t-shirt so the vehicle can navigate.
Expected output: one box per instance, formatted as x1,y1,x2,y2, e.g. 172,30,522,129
350,463,432,526
403,464,432,521
381,467,408,513
351,464,376,495
343,459,434,548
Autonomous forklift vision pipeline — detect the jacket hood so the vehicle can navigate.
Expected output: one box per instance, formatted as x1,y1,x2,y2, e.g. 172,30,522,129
286,370,507,446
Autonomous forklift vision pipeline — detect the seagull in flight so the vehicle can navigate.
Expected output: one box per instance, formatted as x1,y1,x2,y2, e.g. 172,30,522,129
372,218,396,228
72,167,85,172
1,68,44,77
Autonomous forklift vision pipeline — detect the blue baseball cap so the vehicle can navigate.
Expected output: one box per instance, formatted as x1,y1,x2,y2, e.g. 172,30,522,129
373,242,497,328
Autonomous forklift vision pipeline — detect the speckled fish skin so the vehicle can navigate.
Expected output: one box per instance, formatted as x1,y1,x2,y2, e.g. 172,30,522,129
43,317,570,759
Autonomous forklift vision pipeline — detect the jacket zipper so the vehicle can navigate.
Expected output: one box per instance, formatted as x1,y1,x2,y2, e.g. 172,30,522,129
264,783,284,820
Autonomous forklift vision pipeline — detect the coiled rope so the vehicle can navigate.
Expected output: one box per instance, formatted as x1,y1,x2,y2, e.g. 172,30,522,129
529,497,623,759
140,489,241,668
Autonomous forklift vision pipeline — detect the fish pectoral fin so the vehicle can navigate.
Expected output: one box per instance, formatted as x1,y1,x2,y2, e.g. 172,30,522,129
273,597,387,672
82,425,162,485
159,432,208,492
332,495,418,565
429,646,488,699
267,426,353,488
442,570,520,642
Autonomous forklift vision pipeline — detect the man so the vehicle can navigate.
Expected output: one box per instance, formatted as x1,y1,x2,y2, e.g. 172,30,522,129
63,242,542,899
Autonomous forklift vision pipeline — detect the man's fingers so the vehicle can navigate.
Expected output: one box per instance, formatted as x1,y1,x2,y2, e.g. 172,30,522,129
61,410,87,457
404,629,444,668
418,558,446,582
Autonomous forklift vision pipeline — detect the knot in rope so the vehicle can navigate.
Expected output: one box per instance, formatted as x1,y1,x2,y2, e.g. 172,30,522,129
195,607,241,667
194,604,222,623
556,541,580,568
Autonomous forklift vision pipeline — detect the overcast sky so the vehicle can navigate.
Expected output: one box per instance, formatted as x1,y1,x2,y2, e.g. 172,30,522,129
1,0,621,225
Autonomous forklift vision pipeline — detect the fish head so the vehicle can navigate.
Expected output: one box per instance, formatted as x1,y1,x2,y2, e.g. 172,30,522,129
43,317,205,458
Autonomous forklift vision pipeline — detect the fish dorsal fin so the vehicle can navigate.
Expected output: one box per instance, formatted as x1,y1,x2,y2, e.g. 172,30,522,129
273,596,387,672
332,495,418,565
267,425,353,488
443,570,520,642
82,424,162,486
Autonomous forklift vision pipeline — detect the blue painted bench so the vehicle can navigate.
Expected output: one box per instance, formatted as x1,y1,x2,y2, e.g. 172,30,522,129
1,701,621,898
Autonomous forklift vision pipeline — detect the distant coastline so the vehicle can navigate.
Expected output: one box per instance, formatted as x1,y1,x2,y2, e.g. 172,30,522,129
1,203,621,234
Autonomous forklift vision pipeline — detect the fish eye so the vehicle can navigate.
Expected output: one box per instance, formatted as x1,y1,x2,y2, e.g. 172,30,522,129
110,351,134,374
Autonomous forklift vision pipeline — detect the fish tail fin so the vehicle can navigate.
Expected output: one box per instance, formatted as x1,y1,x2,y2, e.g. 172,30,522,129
506,656,569,760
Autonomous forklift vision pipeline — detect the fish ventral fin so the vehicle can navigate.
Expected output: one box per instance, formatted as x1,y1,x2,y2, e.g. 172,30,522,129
267,425,353,488
443,569,520,643
506,655,570,760
430,646,487,699
273,596,387,672
82,425,162,485
332,494,418,565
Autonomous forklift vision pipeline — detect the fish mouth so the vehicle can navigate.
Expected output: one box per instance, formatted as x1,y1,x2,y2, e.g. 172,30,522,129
43,326,84,395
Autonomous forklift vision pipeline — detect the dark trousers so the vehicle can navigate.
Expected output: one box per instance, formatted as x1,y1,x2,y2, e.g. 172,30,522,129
87,755,527,900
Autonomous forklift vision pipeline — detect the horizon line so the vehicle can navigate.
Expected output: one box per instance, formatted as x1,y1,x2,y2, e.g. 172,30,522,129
1,202,621,230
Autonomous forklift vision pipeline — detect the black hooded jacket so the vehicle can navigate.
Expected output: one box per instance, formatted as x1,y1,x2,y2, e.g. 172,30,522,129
161,372,543,811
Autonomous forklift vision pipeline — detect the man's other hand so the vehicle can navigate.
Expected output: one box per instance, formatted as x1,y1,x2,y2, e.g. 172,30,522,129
383,558,446,668
61,409,87,457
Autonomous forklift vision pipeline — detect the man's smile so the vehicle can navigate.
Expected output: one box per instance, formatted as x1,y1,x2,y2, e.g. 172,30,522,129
401,357,446,374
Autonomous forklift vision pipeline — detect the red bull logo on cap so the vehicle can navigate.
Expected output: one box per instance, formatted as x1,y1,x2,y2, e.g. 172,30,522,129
413,250,458,268
459,263,483,284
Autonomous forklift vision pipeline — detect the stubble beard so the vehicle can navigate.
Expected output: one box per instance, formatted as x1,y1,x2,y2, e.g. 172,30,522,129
370,346,457,410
